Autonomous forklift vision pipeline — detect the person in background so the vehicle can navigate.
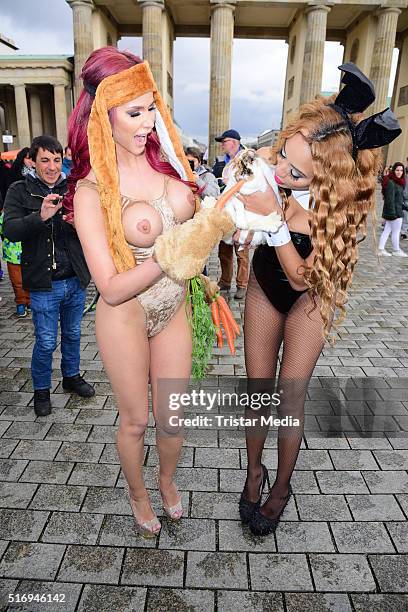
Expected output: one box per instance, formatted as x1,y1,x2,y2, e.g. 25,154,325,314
7,147,33,187
212,129,249,300
1,148,33,300
3,135,94,417
62,146,73,176
378,162,407,256
0,210,30,316
185,147,220,199
212,129,243,182
0,158,10,202
401,167,408,240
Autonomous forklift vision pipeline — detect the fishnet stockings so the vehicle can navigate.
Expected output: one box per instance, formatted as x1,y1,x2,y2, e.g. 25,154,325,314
243,270,325,519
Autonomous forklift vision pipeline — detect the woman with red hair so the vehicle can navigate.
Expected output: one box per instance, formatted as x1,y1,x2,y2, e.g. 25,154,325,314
66,47,197,537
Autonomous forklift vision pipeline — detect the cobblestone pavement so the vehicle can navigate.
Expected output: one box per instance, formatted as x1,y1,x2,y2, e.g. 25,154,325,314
0,207,407,611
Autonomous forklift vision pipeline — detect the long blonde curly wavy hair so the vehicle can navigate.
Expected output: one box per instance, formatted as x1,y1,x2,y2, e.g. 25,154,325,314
268,96,382,339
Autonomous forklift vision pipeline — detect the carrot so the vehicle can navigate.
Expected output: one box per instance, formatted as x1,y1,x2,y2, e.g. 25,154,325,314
217,295,239,336
215,179,246,211
219,306,236,355
217,295,240,336
211,300,223,348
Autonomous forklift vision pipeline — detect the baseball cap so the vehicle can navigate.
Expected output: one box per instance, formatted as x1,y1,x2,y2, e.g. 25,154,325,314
215,129,241,142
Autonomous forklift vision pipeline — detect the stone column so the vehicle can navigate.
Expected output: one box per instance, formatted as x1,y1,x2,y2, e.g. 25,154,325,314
138,0,165,91
300,4,331,105
370,7,401,114
41,90,55,136
54,83,68,147
208,0,237,165
14,84,31,147
29,91,43,138
66,0,94,102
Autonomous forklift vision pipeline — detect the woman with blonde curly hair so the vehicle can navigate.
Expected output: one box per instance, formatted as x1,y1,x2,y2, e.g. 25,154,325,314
237,63,401,536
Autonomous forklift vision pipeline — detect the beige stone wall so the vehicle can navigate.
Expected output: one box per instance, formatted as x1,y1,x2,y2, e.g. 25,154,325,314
92,9,119,48
387,34,408,165
370,8,401,114
282,12,307,126
343,14,377,76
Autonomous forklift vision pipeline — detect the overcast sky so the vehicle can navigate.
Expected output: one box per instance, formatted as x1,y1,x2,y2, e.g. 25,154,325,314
0,0,398,143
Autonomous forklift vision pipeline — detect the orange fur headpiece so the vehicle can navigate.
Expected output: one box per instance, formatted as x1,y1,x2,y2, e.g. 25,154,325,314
87,61,195,272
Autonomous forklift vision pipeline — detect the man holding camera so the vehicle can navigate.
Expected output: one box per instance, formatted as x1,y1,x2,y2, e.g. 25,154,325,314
3,135,94,417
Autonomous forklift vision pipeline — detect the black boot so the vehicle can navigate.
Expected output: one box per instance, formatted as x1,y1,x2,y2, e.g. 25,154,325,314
33,389,51,417
62,374,95,398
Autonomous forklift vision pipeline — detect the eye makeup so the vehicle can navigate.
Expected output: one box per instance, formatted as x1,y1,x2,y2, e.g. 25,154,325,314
279,145,306,180
127,105,156,117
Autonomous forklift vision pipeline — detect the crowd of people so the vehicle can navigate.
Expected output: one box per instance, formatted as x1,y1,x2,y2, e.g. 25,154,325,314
0,48,405,540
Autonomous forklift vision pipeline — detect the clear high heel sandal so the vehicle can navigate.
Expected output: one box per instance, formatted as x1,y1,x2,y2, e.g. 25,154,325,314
160,481,183,521
125,484,161,538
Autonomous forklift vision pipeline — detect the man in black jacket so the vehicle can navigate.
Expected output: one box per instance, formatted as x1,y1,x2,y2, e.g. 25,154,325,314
3,135,94,416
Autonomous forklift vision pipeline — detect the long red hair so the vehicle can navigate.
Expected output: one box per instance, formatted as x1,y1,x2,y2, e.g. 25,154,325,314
64,46,196,216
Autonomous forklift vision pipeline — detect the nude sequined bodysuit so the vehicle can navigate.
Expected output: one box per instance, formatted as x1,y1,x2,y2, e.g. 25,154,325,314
77,178,186,337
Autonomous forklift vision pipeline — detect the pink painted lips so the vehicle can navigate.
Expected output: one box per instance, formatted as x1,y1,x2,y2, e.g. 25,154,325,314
275,174,283,185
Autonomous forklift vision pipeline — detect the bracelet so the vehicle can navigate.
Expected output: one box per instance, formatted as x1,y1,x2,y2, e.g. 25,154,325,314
266,222,291,247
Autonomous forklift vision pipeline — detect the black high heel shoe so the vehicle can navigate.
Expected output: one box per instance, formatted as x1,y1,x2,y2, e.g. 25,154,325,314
239,464,269,524
249,483,293,536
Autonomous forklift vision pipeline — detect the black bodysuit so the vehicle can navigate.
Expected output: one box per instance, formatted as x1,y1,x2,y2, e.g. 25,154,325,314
252,231,313,314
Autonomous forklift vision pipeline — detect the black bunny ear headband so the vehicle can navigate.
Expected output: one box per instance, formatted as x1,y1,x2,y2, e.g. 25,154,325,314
326,63,401,159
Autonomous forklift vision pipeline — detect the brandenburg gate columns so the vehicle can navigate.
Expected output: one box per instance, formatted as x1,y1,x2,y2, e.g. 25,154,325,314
300,4,331,105
67,0,94,102
13,84,31,148
54,83,69,147
138,0,164,87
29,91,43,139
208,0,237,165
343,14,377,77
282,3,330,126
370,7,401,114
138,0,174,113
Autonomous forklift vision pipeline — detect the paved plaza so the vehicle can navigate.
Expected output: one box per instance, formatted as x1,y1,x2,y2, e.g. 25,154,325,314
0,208,408,611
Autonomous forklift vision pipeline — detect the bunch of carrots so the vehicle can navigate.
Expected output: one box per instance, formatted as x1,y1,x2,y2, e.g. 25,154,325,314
210,294,240,355
206,177,246,356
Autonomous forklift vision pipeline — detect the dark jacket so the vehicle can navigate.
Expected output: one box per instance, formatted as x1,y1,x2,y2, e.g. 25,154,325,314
382,177,405,221
0,160,10,203
212,156,227,179
3,172,90,291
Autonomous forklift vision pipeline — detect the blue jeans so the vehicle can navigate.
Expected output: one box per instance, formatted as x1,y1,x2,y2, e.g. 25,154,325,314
30,277,86,390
